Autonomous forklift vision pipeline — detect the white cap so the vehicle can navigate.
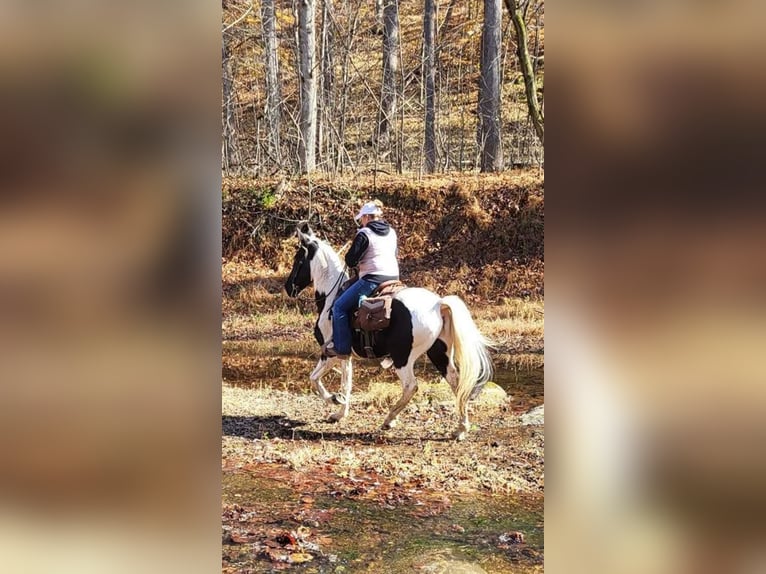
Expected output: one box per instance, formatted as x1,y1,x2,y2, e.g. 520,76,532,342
355,201,383,222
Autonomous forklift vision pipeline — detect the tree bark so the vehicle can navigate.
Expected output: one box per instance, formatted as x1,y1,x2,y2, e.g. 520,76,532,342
478,0,503,172
260,0,282,164
222,33,240,171
423,0,437,173
336,0,362,173
374,0,384,34
377,0,400,151
504,0,544,145
298,0,318,172
319,0,336,169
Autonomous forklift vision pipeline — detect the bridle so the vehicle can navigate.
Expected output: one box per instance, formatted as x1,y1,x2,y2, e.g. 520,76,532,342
289,238,351,305
292,262,348,305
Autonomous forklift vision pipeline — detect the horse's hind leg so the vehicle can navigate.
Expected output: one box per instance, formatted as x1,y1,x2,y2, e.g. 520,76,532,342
452,384,470,441
381,361,418,430
427,339,468,440
328,358,353,422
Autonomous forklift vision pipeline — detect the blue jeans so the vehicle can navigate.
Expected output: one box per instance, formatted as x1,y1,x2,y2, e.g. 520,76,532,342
332,277,379,354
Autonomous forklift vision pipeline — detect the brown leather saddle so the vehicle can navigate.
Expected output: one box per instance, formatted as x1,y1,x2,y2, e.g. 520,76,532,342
351,280,406,331
351,280,407,358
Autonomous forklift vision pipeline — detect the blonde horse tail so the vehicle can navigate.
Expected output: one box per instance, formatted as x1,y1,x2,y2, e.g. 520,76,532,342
440,295,494,414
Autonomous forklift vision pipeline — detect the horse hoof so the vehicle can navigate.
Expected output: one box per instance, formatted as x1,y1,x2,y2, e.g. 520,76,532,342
381,419,397,430
452,430,467,441
328,410,347,423
331,394,347,406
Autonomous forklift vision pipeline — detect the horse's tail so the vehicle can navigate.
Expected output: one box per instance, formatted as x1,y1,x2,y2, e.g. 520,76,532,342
440,295,494,413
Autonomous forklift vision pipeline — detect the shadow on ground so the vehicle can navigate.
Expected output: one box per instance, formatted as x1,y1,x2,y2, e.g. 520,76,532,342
222,415,454,444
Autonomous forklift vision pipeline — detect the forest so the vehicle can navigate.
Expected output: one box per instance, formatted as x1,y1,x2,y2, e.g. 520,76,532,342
222,0,544,175
222,1,545,572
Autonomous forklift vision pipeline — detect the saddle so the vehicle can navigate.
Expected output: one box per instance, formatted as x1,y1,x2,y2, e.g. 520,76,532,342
351,280,407,358
352,280,407,331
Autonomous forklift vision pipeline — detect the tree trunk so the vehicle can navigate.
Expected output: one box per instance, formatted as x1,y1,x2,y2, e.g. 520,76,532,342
504,0,543,144
298,0,318,173
319,0,335,170
260,0,282,165
478,0,503,172
337,0,362,174
222,34,240,171
377,0,400,152
423,0,437,173
374,0,384,34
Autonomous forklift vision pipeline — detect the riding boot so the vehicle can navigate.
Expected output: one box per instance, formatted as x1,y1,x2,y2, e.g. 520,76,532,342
322,341,349,359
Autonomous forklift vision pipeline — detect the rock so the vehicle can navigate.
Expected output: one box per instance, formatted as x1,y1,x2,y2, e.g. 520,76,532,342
520,404,544,426
414,550,488,573
472,382,508,407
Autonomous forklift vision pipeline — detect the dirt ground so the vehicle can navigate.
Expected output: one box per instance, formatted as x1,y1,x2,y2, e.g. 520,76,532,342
222,367,544,573
222,263,544,573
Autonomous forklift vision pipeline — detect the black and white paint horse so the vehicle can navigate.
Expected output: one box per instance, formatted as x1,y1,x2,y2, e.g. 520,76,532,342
284,223,493,440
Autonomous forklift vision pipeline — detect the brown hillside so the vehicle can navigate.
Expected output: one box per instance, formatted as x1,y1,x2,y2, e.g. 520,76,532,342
223,171,543,299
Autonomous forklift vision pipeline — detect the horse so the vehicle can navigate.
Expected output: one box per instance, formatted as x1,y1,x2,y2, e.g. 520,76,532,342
284,223,493,440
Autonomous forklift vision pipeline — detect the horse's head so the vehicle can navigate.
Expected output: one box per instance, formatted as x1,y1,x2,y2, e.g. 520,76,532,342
284,222,318,297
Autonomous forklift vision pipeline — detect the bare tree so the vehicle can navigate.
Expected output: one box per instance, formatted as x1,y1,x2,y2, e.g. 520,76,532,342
374,0,384,34
319,0,336,170
478,0,503,172
298,0,318,172
423,0,437,173
221,0,543,173
336,0,363,173
222,31,240,171
376,0,400,153
504,0,544,145
261,0,282,165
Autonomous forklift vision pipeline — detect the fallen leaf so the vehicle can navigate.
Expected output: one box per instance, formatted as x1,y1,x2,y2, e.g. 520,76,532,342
229,531,258,544
288,552,314,564
275,531,297,546
499,531,525,544
296,525,311,539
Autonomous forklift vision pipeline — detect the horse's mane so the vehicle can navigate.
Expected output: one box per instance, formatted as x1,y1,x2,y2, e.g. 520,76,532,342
310,235,347,292
315,236,344,267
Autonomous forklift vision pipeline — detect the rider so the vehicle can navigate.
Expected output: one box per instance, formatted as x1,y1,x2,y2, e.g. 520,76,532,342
323,200,400,359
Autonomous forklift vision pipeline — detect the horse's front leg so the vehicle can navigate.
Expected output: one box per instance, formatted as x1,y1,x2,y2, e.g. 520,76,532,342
309,358,335,403
328,358,353,422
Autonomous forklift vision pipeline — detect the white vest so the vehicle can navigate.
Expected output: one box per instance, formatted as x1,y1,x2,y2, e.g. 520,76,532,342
357,227,399,279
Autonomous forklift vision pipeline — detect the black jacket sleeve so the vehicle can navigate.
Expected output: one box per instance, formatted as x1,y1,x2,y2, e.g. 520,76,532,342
345,231,369,268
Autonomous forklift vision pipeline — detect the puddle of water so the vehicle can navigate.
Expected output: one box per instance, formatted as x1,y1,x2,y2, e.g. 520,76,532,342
326,493,543,572
493,367,544,413
223,470,543,573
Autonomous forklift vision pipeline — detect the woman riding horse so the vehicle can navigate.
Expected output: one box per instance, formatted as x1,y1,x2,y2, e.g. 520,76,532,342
284,222,493,440
323,200,399,359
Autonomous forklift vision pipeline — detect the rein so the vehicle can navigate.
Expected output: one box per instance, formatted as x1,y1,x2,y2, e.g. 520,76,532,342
294,264,348,305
